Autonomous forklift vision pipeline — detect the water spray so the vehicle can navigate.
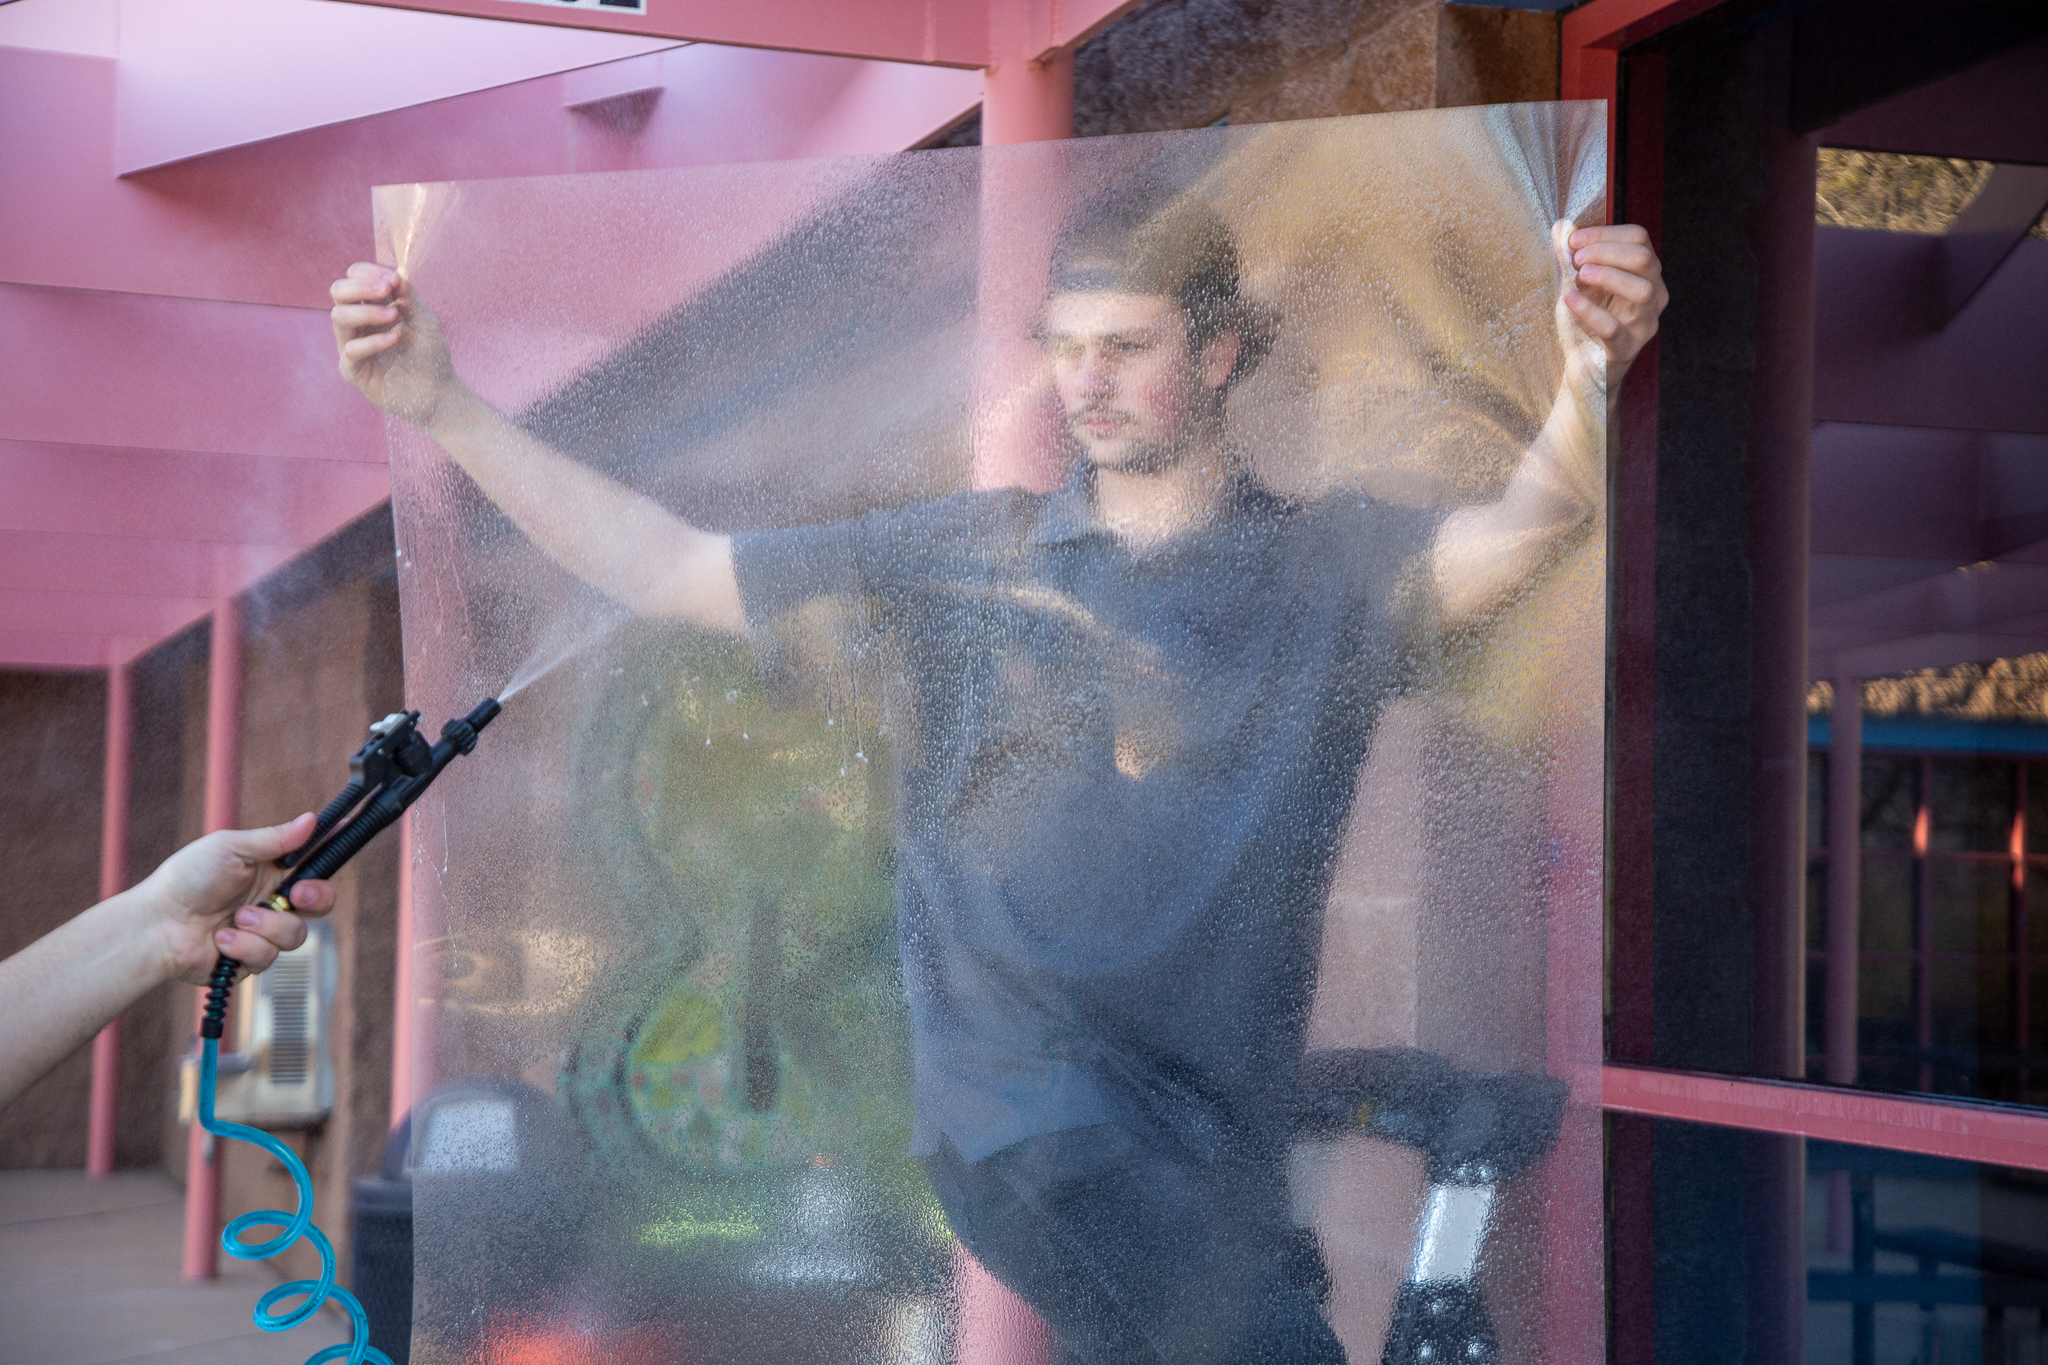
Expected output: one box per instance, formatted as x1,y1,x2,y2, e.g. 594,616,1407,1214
197,697,501,1365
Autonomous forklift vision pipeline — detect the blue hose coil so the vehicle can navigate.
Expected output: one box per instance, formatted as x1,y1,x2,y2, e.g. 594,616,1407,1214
199,1038,396,1365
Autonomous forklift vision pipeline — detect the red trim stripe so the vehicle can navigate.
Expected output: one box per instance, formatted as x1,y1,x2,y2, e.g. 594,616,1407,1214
1603,1064,2048,1171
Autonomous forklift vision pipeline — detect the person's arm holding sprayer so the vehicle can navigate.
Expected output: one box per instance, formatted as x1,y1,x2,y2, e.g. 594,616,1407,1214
0,816,334,1110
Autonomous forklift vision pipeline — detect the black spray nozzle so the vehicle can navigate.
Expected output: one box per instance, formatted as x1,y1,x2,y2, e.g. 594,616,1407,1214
207,697,501,1046
273,697,501,892
440,697,501,755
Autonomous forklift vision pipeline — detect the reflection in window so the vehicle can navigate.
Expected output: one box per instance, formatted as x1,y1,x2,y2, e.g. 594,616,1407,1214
1807,674,2048,1105
1807,1141,2048,1365
1611,1117,2048,1365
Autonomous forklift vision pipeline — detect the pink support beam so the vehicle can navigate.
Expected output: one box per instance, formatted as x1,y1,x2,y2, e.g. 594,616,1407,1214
0,285,385,460
333,0,1149,71
86,660,134,1176
109,0,674,175
1602,1064,2048,1172
1814,232,2048,435
391,816,415,1129
1822,38,2048,167
1824,677,1860,1087
183,598,242,1280
0,44,977,310
981,47,1075,147
333,0,993,67
950,24,1074,1361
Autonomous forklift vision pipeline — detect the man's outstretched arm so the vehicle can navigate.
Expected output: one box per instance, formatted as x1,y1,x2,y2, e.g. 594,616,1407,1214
1433,223,1667,624
331,263,748,635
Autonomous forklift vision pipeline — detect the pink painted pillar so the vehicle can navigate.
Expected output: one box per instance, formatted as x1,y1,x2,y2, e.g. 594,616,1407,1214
949,31,1074,1365
970,21,1077,495
391,814,418,1129
1824,676,1861,1254
184,598,242,1279
86,659,134,1177
980,29,1074,148
1825,676,1861,1086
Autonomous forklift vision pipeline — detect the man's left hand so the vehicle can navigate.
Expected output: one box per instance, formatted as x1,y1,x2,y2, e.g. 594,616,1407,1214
1558,222,1668,385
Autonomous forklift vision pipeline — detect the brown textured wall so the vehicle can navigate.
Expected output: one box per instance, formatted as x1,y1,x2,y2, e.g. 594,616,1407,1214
1075,0,1558,136
131,621,210,1173
0,671,107,1166
146,507,404,1286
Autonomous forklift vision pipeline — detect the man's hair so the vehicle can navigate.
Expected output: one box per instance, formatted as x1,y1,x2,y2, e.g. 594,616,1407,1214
1044,177,1276,386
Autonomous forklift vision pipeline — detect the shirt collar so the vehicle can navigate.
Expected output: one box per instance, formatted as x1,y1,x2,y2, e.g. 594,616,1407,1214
1026,463,1102,546
1025,460,1271,547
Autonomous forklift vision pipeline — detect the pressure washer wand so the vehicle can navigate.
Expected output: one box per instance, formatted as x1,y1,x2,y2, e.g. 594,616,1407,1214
197,697,501,1042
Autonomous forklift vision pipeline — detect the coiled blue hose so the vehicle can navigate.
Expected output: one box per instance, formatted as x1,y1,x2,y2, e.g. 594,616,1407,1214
198,1037,396,1365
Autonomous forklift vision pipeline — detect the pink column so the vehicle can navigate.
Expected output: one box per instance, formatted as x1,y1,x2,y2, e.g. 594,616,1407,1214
183,597,242,1279
1824,676,1860,1085
949,34,1076,1364
86,659,134,1177
1823,676,1861,1254
391,813,417,1129
980,47,1073,147
970,24,1077,495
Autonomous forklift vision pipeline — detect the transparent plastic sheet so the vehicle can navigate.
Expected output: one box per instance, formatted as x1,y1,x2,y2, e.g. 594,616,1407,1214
380,104,1608,1365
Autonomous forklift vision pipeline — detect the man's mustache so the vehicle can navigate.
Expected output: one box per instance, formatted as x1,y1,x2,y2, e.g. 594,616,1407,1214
1069,406,1133,426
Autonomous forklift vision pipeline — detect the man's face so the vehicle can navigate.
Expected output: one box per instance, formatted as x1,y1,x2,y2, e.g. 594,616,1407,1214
1041,290,1238,475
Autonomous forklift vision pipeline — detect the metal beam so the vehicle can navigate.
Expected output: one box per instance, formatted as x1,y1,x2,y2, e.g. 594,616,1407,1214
329,0,993,67
1821,37,2048,166
1603,1063,2048,1171
327,0,1150,70
1937,161,2048,326
1815,228,2048,433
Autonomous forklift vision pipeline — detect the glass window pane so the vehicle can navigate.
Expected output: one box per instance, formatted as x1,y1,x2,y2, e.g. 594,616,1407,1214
1861,857,1916,954
2032,965,2048,1053
1929,757,2015,853
1805,1140,2048,1365
384,109,1613,1365
2027,866,2048,957
1927,859,2012,955
2027,761,2048,851
1807,956,1827,1079
1926,961,2012,1094
1862,756,1920,851
1609,1116,2048,1365
1809,750,1829,853
1857,959,1917,1092
1808,861,1828,950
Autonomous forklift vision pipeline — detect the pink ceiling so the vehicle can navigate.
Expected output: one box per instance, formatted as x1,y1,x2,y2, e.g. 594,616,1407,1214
327,0,1146,68
1806,39,2048,682
0,6,979,670
0,0,678,174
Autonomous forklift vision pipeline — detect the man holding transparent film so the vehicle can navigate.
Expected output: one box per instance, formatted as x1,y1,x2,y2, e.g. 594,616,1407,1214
331,179,1663,1364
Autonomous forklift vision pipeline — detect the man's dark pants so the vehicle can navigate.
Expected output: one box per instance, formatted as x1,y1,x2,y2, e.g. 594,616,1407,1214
925,1124,1347,1365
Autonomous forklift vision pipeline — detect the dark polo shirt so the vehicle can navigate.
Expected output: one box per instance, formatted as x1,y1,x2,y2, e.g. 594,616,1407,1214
731,469,1439,1164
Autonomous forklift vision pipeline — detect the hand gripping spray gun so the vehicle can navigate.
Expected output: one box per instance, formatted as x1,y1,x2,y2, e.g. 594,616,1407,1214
196,698,500,1365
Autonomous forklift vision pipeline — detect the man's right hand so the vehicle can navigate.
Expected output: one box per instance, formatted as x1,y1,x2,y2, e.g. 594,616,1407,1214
325,261,748,632
330,262,458,426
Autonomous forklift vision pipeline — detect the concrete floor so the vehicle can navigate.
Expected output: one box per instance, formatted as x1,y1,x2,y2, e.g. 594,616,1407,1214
0,1170,351,1365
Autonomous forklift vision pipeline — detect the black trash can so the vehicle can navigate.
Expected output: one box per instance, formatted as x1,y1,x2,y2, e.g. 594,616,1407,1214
350,1117,413,1365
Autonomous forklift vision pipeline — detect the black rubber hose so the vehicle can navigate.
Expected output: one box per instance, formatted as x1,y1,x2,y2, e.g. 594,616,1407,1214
281,780,366,867
290,803,395,885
